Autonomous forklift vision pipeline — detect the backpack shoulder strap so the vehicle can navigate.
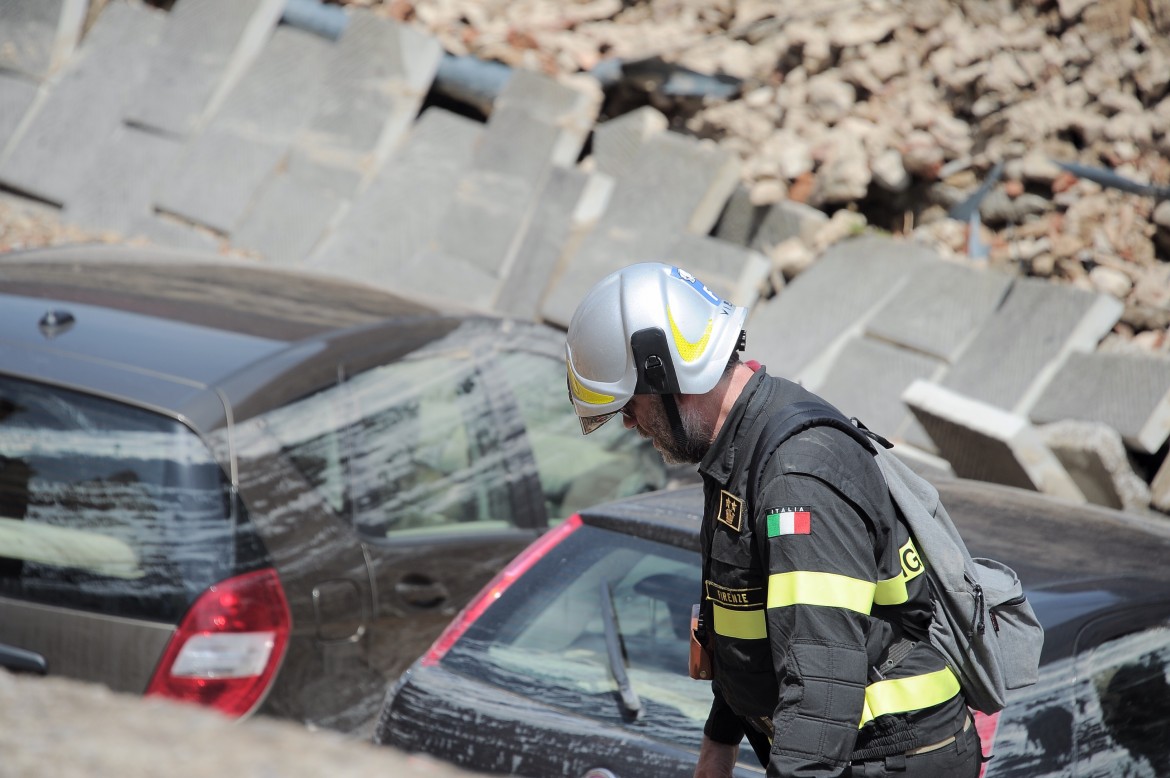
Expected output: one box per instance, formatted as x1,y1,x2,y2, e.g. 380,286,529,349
746,400,891,508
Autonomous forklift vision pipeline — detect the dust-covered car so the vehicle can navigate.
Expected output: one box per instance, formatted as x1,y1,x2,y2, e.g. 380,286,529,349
375,479,1170,777
0,245,673,733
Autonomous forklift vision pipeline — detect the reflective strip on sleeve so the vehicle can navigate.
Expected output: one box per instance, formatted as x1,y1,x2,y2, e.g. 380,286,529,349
767,571,875,615
858,668,962,727
874,537,926,606
874,573,908,606
711,603,767,640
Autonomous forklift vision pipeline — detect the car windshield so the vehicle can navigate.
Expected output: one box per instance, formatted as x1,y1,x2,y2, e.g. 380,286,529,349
442,524,717,754
0,376,246,622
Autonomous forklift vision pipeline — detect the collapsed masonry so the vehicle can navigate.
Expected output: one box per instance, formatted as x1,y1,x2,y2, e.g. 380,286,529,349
1,0,1168,516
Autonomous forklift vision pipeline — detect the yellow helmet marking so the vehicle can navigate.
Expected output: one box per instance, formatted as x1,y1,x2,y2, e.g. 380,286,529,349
668,307,713,363
567,360,615,405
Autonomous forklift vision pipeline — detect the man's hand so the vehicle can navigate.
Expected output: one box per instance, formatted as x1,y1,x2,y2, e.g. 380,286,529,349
694,735,739,778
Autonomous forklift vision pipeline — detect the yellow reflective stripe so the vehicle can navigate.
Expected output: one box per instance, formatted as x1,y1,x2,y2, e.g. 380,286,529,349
874,538,925,606
874,573,908,605
858,668,961,727
767,571,875,615
667,307,712,363
566,360,614,405
711,603,767,640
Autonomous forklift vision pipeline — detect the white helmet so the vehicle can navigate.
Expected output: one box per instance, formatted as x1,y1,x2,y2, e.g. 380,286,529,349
566,262,748,434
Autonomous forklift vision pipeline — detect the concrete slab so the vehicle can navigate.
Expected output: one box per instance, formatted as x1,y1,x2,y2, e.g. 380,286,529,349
1151,455,1170,514
0,0,86,80
123,0,286,136
902,379,1085,502
938,276,1123,414
591,105,668,178
493,67,601,143
539,131,740,325
492,166,589,320
865,260,1012,362
231,175,344,265
746,234,936,385
750,199,830,253
126,213,221,253
63,125,183,234
153,127,287,235
1039,420,1152,513
0,73,40,161
435,71,600,280
305,108,482,289
814,335,945,445
1028,351,1170,455
712,184,766,248
288,11,443,191
435,118,565,276
152,26,333,234
0,2,165,205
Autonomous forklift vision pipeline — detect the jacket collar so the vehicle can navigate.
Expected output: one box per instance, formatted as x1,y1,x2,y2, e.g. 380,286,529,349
697,367,770,485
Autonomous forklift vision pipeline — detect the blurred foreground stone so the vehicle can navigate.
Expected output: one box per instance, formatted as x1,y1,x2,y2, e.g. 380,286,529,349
0,669,479,778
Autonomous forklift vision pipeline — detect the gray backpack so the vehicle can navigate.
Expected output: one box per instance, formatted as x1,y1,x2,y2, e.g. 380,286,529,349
748,400,1044,714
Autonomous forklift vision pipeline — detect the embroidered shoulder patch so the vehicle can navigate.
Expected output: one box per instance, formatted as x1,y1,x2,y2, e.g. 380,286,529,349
766,506,812,537
717,490,743,532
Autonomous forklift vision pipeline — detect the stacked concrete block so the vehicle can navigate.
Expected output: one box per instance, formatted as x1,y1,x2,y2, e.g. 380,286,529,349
431,69,601,304
937,276,1124,415
0,2,166,208
591,105,669,178
746,234,936,385
864,261,1012,363
305,108,485,303
491,166,591,319
234,14,443,263
1028,351,1170,455
903,379,1085,502
1151,457,1170,514
540,131,741,327
1039,420,1152,513
0,74,41,163
152,25,333,235
750,199,830,254
123,0,286,137
0,0,87,80
815,336,945,444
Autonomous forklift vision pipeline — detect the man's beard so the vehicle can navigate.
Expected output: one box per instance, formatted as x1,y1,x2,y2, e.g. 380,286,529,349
639,395,712,465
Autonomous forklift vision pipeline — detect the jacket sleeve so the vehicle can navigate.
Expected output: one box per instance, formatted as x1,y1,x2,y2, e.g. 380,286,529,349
755,465,878,777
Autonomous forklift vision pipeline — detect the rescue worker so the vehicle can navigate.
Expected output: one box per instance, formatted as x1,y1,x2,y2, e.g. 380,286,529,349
565,263,981,778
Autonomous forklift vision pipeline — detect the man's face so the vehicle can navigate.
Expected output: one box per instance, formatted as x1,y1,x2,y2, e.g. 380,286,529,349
622,394,712,465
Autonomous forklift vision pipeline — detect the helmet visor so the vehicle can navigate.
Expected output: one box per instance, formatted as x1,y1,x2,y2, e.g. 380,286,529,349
578,410,620,435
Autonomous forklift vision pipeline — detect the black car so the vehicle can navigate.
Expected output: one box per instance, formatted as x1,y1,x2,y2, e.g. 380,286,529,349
0,245,673,733
375,478,1170,777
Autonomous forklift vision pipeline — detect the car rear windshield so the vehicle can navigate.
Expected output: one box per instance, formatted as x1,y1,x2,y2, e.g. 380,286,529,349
441,524,715,753
0,376,256,622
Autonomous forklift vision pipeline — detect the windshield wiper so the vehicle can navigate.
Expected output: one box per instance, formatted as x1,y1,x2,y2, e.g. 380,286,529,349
599,581,644,721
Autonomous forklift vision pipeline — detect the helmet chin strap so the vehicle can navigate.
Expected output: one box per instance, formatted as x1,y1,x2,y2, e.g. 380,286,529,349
660,393,688,451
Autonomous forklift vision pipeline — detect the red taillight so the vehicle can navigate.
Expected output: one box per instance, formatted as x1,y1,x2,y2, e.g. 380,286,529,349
420,514,583,667
145,567,291,718
974,710,1000,777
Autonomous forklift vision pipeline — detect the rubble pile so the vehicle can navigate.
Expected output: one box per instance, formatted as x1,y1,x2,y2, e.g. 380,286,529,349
355,0,1170,351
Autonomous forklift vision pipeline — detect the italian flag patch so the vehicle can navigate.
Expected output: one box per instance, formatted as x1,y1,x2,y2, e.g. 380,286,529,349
767,507,811,536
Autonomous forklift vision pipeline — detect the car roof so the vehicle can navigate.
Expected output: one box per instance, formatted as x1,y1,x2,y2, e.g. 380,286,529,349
0,245,475,432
